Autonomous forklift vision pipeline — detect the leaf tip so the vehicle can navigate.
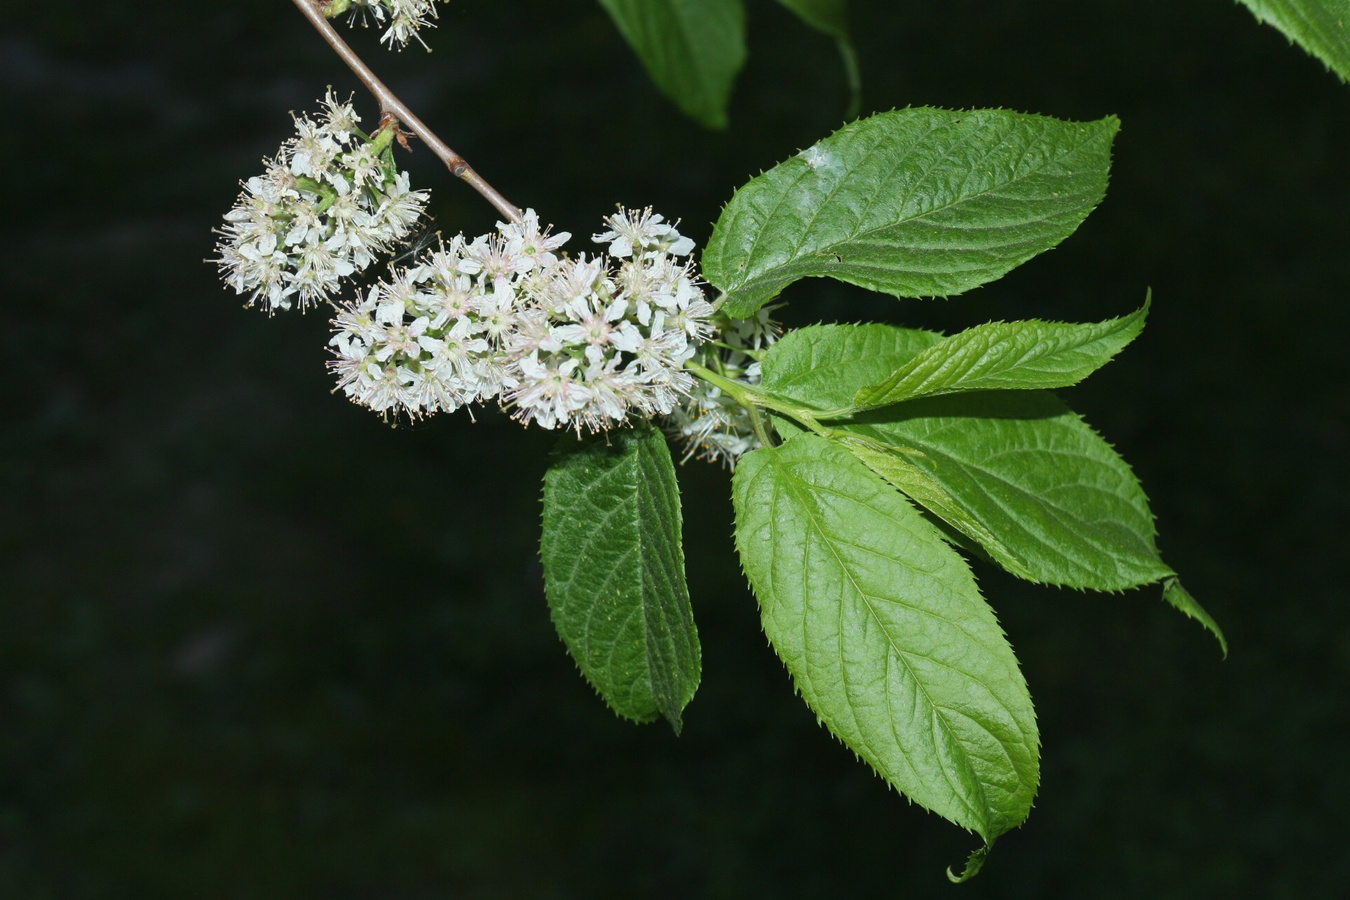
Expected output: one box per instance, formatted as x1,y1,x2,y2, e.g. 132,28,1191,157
946,841,992,883
1162,577,1228,659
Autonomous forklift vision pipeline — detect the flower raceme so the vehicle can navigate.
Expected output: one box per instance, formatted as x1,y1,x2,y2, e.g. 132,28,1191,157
214,99,770,459
329,208,725,434
214,91,428,313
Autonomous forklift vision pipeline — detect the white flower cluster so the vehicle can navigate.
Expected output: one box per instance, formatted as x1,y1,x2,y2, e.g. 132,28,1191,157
329,208,717,432
215,92,428,313
331,0,441,49
663,308,781,467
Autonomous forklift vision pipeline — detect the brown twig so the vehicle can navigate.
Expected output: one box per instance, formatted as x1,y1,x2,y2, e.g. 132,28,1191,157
291,0,523,223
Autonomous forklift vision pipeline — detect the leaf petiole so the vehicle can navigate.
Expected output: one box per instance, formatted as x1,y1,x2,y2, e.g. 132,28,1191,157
686,358,868,450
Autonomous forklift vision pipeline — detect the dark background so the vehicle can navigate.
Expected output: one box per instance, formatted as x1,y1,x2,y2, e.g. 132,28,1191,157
4,1,1348,896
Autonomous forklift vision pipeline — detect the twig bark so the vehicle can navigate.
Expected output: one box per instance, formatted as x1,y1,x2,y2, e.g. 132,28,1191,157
291,0,523,223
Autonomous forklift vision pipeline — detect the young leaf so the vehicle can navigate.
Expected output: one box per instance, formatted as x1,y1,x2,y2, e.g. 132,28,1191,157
703,108,1119,317
852,295,1149,410
541,422,701,731
733,432,1039,845
1236,0,1350,84
597,0,747,130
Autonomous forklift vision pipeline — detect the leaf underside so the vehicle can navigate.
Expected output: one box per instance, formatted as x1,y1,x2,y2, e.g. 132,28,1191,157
774,0,848,36
773,0,860,116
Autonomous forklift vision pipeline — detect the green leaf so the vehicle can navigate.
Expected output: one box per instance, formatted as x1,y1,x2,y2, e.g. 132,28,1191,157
755,321,1226,651
758,322,944,412
597,0,747,130
853,295,1149,410
948,844,991,883
703,108,1119,317
757,326,1168,589
839,434,1038,583
540,422,700,731
844,393,1173,591
773,0,861,117
846,409,1226,651
1236,0,1350,84
733,432,1039,844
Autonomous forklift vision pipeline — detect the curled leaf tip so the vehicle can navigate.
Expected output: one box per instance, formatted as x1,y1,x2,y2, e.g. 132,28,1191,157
946,842,991,883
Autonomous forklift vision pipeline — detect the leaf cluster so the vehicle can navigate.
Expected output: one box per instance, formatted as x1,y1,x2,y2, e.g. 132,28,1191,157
539,107,1224,876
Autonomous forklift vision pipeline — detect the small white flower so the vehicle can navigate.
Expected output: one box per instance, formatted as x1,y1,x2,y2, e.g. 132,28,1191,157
475,282,519,345
336,0,441,50
512,354,594,431
382,0,441,49
319,88,361,140
500,208,571,271
593,206,696,258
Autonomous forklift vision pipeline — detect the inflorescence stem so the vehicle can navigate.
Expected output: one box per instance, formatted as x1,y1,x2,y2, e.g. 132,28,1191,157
291,0,523,223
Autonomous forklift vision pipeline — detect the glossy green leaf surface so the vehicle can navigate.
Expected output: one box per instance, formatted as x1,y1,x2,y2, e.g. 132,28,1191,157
756,321,1226,650
541,422,700,731
733,432,1039,842
598,0,747,129
839,434,1038,583
703,108,1118,316
1236,0,1350,83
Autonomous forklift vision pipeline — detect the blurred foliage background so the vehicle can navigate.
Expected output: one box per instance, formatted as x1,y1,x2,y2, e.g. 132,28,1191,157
3,0,1348,896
